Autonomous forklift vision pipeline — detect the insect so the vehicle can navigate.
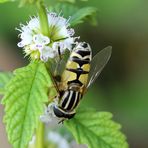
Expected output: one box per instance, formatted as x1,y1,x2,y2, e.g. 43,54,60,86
41,42,112,123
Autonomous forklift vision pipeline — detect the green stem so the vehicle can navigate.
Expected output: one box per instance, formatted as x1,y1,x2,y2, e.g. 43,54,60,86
35,1,48,147
36,121,45,148
34,2,57,148
36,0,49,37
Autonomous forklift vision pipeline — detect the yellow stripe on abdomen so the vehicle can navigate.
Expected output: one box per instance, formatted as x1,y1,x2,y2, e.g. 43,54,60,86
79,73,88,86
62,69,77,82
66,61,79,69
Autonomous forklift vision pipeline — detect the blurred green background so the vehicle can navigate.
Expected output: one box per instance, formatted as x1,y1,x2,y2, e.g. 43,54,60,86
0,0,148,147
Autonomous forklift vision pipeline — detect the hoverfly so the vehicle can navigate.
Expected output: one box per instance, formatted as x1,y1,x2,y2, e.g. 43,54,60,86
44,42,112,123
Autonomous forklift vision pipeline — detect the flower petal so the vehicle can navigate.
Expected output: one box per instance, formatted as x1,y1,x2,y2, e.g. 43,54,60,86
33,34,50,45
40,46,56,61
28,17,40,30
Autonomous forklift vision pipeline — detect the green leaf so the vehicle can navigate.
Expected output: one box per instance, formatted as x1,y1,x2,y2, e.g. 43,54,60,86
0,0,15,3
1,61,53,148
19,0,38,7
57,0,88,4
65,108,129,148
0,72,13,95
70,7,97,26
49,3,77,18
58,0,76,3
49,4,97,26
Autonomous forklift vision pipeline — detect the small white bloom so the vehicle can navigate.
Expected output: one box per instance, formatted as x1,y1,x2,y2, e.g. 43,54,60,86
29,135,36,145
17,12,77,62
17,28,33,47
48,131,70,148
62,37,75,51
33,34,50,46
32,34,50,53
28,17,40,30
40,103,59,123
40,46,55,61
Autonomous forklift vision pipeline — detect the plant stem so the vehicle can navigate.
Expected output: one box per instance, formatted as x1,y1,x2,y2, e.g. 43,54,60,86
36,121,45,148
35,2,49,147
36,0,49,37
34,1,57,148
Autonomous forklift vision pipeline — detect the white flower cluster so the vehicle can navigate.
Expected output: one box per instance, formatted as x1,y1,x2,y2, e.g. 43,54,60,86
29,132,70,148
48,131,70,148
40,103,58,123
17,12,77,62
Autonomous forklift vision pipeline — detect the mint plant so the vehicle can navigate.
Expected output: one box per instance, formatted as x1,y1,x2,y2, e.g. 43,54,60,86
0,0,129,148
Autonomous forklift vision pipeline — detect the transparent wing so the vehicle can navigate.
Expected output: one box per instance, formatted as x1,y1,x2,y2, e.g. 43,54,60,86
87,46,112,88
49,50,71,92
51,59,66,79
50,49,70,80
